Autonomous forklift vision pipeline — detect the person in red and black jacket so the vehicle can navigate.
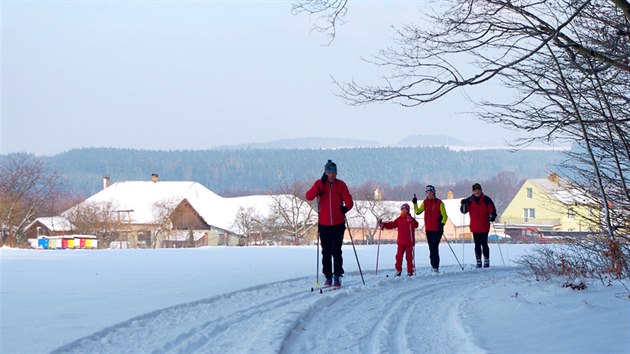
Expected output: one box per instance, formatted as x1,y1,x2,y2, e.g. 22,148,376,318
305,160,354,287
413,185,448,273
379,203,419,276
460,183,497,268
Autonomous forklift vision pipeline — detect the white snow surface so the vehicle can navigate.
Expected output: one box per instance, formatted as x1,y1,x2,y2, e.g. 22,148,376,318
1,244,628,354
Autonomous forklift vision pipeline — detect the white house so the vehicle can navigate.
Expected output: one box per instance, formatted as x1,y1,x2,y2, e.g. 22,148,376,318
62,177,294,248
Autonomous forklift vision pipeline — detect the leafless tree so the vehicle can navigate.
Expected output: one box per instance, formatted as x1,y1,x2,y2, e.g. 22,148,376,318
151,197,182,248
259,213,286,245
296,1,628,103
233,206,264,246
270,181,317,245
295,0,629,240
64,200,119,248
292,0,348,44
0,154,63,247
351,181,397,243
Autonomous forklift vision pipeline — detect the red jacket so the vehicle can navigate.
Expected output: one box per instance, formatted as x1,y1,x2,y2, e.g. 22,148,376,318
382,215,418,246
461,193,497,233
305,179,354,226
415,198,447,232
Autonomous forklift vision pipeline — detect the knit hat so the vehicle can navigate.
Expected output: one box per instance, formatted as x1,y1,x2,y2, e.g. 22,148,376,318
400,203,410,211
472,183,482,191
425,185,436,194
324,159,337,173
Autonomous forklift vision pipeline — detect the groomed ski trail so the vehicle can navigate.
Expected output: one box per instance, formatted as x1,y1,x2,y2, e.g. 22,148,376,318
52,267,512,354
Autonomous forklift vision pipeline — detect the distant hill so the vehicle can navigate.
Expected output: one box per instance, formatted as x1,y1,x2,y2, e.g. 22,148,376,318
39,147,565,197
214,137,380,150
398,135,466,146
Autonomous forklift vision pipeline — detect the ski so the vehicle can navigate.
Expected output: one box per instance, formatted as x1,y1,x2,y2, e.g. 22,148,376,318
318,285,342,293
385,273,410,278
310,284,332,292
311,278,360,293
310,284,344,293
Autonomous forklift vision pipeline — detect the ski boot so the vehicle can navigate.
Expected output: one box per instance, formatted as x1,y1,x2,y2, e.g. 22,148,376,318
333,274,341,287
476,259,482,268
484,258,490,268
324,277,333,287
395,271,402,277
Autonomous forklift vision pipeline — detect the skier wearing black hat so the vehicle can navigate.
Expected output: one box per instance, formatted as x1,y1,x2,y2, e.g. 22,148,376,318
306,160,354,287
460,183,497,268
412,185,448,273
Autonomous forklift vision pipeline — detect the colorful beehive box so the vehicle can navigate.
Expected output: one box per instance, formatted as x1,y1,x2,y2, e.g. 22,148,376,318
37,238,49,249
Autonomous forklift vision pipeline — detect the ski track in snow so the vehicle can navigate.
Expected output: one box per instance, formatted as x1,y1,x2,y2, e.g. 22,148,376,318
52,267,512,354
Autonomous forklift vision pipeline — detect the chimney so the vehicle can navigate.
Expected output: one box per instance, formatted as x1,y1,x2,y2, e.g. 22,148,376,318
103,176,110,189
447,190,454,199
374,188,383,201
151,174,159,183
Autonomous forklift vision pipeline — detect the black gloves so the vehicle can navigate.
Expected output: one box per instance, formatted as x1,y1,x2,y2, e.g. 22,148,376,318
412,194,417,204
321,172,328,184
460,198,467,205
341,205,348,214
437,215,444,230
489,216,496,223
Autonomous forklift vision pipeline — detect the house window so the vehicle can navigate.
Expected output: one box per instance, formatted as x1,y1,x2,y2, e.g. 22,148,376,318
567,208,574,219
526,188,533,199
523,208,535,221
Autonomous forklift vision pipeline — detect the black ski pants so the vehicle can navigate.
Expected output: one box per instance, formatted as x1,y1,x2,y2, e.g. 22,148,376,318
426,230,442,270
473,232,490,261
319,223,345,278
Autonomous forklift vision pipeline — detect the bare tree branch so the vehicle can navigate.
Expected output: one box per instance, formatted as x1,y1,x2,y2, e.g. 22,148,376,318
0,154,64,247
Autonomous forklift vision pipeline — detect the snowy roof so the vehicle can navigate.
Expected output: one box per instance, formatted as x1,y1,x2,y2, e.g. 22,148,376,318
442,198,469,227
26,216,74,232
529,178,591,205
63,181,289,233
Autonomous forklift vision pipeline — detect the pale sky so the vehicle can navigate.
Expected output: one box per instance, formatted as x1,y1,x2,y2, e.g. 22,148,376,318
2,0,528,156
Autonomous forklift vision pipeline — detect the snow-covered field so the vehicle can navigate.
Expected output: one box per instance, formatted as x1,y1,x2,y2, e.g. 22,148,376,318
1,244,628,354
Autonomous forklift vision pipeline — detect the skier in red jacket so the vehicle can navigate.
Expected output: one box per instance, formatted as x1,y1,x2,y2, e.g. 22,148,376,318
379,203,419,276
305,160,354,287
460,183,497,268
413,185,448,273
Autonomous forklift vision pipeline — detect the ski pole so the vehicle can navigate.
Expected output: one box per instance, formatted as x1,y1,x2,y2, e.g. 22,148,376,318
409,222,416,276
345,216,366,285
315,197,320,286
492,222,506,266
375,227,382,275
461,201,466,265
443,234,464,270
504,222,510,265
413,243,416,276
316,229,320,286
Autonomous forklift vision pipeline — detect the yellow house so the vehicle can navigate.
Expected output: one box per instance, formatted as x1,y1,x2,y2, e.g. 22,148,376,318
500,173,598,232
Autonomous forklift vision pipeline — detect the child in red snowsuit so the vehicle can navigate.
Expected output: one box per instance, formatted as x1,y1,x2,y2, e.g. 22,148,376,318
379,203,419,276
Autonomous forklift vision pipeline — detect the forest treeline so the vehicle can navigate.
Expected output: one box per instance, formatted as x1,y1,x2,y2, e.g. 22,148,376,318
37,147,564,200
